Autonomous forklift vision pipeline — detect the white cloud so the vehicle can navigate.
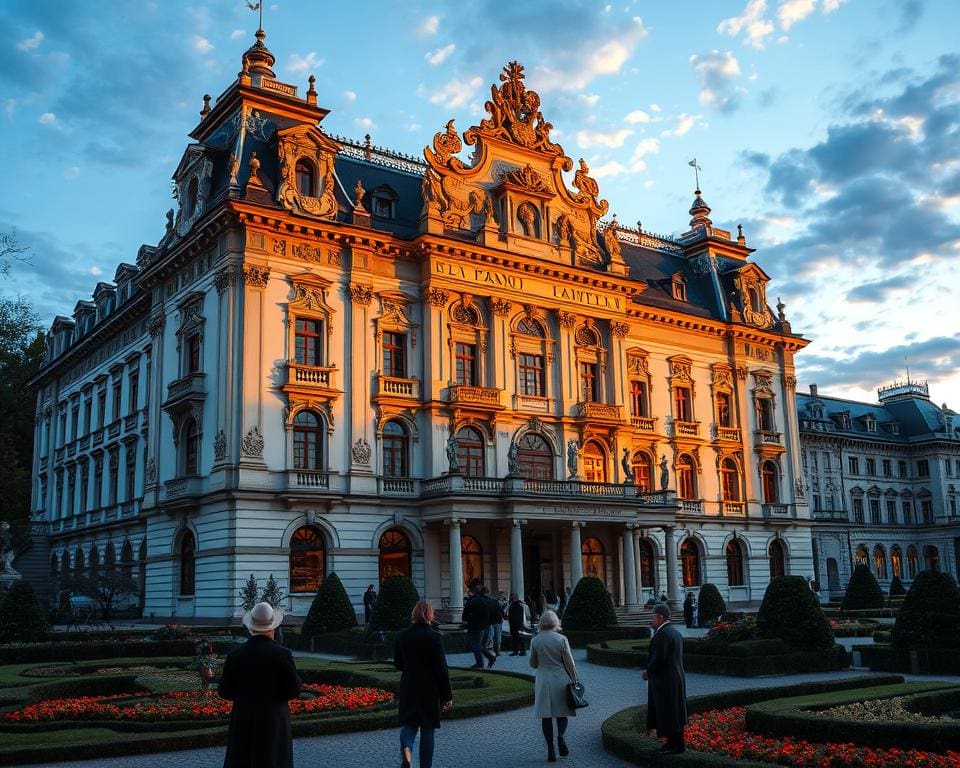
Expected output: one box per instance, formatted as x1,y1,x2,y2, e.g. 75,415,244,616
629,138,660,171
624,109,650,124
406,123,422,132
661,113,698,137
89,266,102,277
575,128,633,149
190,35,214,54
689,51,744,112
63,166,80,180
354,117,376,130
343,90,357,103
717,0,775,49
822,0,846,13
649,103,662,113
778,0,816,30
16,31,43,52
418,15,440,37
579,93,600,107
425,43,455,66
421,76,483,109
288,52,324,74
38,112,57,125
230,29,246,40
589,160,626,179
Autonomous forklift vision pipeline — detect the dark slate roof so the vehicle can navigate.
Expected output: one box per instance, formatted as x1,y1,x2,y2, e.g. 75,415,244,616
797,392,959,443
620,241,720,319
333,155,424,239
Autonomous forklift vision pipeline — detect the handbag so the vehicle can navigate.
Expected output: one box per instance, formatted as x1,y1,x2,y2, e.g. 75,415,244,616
566,679,589,709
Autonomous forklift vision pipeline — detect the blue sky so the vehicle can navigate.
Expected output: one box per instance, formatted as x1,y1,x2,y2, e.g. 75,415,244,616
1,0,958,407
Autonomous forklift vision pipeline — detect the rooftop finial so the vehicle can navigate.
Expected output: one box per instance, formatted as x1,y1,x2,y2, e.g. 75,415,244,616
245,1,264,33
688,158,702,193
199,94,211,120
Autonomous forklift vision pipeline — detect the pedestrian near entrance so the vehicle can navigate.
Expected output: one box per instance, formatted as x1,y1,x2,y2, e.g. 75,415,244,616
529,610,578,762
363,584,377,624
394,600,453,768
683,591,695,628
643,603,687,754
219,602,301,768
507,592,530,656
462,585,496,669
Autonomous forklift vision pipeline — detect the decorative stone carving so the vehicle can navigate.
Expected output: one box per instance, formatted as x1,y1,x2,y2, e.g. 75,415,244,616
507,440,520,475
213,430,226,461
425,119,465,170
451,301,481,326
445,434,460,474
621,448,634,485
146,313,166,338
273,238,287,257
347,283,374,306
213,265,238,294
0,521,20,576
660,455,669,491
145,457,157,484
555,213,603,265
353,179,365,208
557,311,576,329
291,243,324,263
425,287,450,308
489,298,512,317
352,437,371,465
516,201,537,236
610,321,630,339
711,366,733,389
603,219,622,262
241,426,264,458
566,440,580,479
670,358,694,384
784,375,798,391
752,370,774,394
276,126,339,219
242,265,270,288
736,365,748,381
291,282,329,312
626,348,650,377
575,324,600,347
572,158,607,214
500,163,550,194
421,168,493,230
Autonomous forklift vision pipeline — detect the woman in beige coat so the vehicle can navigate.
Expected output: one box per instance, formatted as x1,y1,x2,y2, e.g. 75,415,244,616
529,610,577,762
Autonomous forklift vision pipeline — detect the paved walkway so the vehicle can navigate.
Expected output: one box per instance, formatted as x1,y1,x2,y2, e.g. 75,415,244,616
32,639,936,768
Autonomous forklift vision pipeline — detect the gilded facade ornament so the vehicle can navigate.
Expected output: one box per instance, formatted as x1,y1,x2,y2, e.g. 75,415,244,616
499,163,550,194
241,426,264,457
602,219,622,262
291,243,324,263
516,201,537,236
573,159,602,207
555,213,603,265
557,311,576,329
273,238,287,257
736,365,748,381
670,358,694,384
347,283,374,306
611,322,630,339
426,119,465,170
421,168,491,230
626,348,650,377
425,287,450,308
354,179,365,208
290,281,331,313
784,374,798,391
489,298,512,317
352,437,372,465
276,127,339,219
242,264,270,288
711,365,733,389
752,370,774,394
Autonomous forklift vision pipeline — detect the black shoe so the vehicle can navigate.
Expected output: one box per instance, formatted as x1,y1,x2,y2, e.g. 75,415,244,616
557,737,569,757
469,664,483,670
547,746,557,762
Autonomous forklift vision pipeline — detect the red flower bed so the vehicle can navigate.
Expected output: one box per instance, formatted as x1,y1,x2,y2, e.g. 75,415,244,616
2,684,393,724
683,706,960,767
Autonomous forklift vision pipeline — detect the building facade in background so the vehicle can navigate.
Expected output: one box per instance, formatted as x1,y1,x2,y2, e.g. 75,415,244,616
30,33,813,623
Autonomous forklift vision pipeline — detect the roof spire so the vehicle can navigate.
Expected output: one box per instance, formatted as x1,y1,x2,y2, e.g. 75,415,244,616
242,26,276,80
688,189,712,229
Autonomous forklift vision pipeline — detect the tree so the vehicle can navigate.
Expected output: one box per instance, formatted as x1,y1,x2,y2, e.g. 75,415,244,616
757,575,835,651
0,580,50,643
842,564,885,610
696,583,726,627
0,230,30,277
302,572,357,636
891,570,960,653
60,568,138,622
889,574,907,597
259,574,285,608
561,576,617,631
368,576,419,633
238,574,259,611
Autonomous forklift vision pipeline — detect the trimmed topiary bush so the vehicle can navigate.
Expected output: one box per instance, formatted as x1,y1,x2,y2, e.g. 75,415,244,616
889,574,906,597
757,575,834,651
697,583,726,627
367,576,419,633
562,576,617,631
302,573,357,636
0,580,50,643
891,570,960,653
842,564,885,610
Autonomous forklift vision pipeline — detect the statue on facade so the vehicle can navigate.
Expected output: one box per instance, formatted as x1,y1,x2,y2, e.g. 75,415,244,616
621,448,634,484
507,440,520,475
0,522,20,576
446,434,461,474
567,439,580,479
659,455,669,491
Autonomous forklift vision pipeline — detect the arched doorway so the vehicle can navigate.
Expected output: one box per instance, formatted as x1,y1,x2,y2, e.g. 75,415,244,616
461,535,483,594
873,545,887,580
890,546,903,579
582,441,606,483
378,529,412,581
725,539,745,586
826,558,840,592
768,539,786,578
581,537,606,582
680,538,701,587
854,544,869,566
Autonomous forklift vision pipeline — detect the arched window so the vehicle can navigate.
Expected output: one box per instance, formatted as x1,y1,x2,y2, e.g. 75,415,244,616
294,411,323,470
74,546,84,573
890,546,903,579
761,461,779,503
632,452,653,492
88,545,100,575
179,531,196,596
757,397,776,432
906,545,919,578
716,392,732,427
104,542,116,573
184,418,200,476
378,529,412,581
873,545,887,580
854,544,869,566
121,539,134,581
461,535,483,594
768,539,786,578
581,537,606,582
289,526,325,593
676,454,697,500
456,426,485,478
721,458,740,501
923,545,940,572
681,538,701,587
725,539,745,586
382,420,409,478
582,441,606,483
748,287,762,313
296,160,314,197
638,538,655,591
516,317,545,337
184,176,198,218
516,432,554,480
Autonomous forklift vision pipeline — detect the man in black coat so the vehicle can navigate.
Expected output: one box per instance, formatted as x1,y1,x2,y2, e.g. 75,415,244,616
462,585,495,669
642,602,687,754
363,584,378,624
506,592,529,656
219,602,302,768
683,591,695,628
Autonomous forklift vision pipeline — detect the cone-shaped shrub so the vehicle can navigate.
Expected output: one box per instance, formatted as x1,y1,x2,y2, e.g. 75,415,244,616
888,574,906,597
561,576,616,630
757,575,834,651
0,580,50,643
842,564,885,610
368,576,419,633
697,583,726,627
891,570,960,651
302,572,357,636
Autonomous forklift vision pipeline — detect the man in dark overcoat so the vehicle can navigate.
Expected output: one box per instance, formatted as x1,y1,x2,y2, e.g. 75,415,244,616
219,602,302,768
462,585,495,669
642,602,687,754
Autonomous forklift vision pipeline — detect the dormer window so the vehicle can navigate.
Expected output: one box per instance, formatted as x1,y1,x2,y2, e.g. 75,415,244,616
865,416,877,433
672,274,687,301
372,195,394,219
184,176,198,219
296,160,314,197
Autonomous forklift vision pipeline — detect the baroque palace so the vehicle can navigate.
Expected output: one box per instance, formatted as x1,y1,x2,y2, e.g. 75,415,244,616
31,31,815,623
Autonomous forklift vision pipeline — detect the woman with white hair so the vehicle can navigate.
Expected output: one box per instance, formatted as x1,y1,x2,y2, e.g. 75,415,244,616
529,609,577,762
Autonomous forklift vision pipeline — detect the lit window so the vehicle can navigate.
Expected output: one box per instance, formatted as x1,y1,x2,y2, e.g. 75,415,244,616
289,526,325,593
382,420,408,478
296,160,314,197
519,354,545,396
294,318,324,367
378,529,411,581
382,332,407,378
455,426,485,478
293,411,323,470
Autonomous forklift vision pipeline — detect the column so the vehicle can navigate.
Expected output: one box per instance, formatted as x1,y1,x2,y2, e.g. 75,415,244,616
633,527,644,603
663,526,679,605
569,522,583,587
510,519,525,600
622,525,639,609
448,519,463,620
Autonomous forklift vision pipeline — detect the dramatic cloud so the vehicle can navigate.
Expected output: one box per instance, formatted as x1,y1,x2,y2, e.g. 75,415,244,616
845,275,914,303
689,50,744,113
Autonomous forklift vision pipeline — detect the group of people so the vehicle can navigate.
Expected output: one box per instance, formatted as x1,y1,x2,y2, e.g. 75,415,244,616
216,594,689,767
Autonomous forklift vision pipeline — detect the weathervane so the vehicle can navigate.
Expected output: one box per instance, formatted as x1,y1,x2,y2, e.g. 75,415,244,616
246,1,263,32
688,158,702,191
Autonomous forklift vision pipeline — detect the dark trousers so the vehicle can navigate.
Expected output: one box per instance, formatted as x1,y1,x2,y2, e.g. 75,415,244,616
467,628,493,666
541,717,568,744
665,729,684,749
509,628,526,654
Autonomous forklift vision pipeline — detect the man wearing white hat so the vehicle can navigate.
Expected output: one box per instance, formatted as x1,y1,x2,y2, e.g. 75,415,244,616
218,601,302,768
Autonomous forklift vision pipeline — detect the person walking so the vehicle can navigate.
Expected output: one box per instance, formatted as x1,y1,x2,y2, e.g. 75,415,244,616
394,600,453,768
363,584,378,624
218,601,301,768
462,585,495,669
529,610,578,762
642,603,687,754
682,591,695,629
507,592,530,656
491,590,509,655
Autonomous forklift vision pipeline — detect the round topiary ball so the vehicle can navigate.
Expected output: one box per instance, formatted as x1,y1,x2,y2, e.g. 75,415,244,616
367,575,420,633
697,583,726,627
561,576,616,631
301,572,357,637
0,580,50,644
757,575,834,651
888,574,906,597
891,570,960,652
842,563,885,610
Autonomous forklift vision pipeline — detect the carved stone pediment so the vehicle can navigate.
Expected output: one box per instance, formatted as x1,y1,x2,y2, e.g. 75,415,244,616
732,262,774,329
276,125,340,219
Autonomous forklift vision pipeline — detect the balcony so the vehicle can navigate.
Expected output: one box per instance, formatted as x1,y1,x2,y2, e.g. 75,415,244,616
716,426,741,442
755,430,782,445
418,475,674,505
162,476,203,504
674,420,701,438
514,394,552,413
163,373,206,417
123,412,139,432
293,470,330,489
78,435,90,451
376,375,420,399
812,509,848,521
762,503,791,519
378,477,420,496
720,501,745,516
575,401,623,421
55,447,65,462
630,415,657,432
92,429,104,447
447,385,503,409
66,442,77,458
286,362,337,389
107,419,121,440
679,500,703,514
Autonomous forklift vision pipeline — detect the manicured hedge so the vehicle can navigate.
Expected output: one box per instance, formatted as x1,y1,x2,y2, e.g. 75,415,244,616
308,628,472,659
0,639,237,664
892,570,960,653
842,564,886,610
564,627,649,649
757,576,834,651
857,642,960,674
562,576,617,630
302,572,357,636
696,584,725,627
367,576,419,633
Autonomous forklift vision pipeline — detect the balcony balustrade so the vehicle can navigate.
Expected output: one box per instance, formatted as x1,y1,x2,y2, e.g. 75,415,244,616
448,385,502,407
630,415,657,432
123,412,139,432
294,470,330,489
576,401,623,420
755,430,783,445
162,476,203,503
674,420,701,437
761,503,791,518
108,420,121,439
66,442,77,458
418,475,673,504
716,426,742,442
679,500,703,513
720,501,745,516
378,477,420,496
376,375,419,398
514,394,551,413
92,429,104,446
287,362,337,389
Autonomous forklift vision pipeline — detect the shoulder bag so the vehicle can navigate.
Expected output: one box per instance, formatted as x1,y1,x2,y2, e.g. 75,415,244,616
561,639,589,709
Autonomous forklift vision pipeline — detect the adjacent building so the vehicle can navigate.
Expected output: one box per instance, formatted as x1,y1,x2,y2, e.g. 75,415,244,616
31,32,814,623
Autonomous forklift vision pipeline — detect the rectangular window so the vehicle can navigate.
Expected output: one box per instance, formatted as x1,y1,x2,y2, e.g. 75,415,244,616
811,452,819,471
813,494,821,512
852,497,864,523
70,405,79,441
630,381,649,418
870,498,881,524
125,454,136,501
715,392,731,427
673,386,692,421
97,389,106,428
922,500,934,523
886,500,898,524
823,451,831,470
519,354,545,396
128,372,139,414
93,458,103,509
83,399,92,434
883,459,892,478
66,471,75,516
455,343,477,386
899,460,907,478
294,318,324,366
917,460,929,478
187,334,202,374
848,456,860,475
580,362,600,402
58,410,67,446
382,332,407,378
902,501,912,524
108,456,118,506
866,458,876,476
79,467,87,514
112,382,122,422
